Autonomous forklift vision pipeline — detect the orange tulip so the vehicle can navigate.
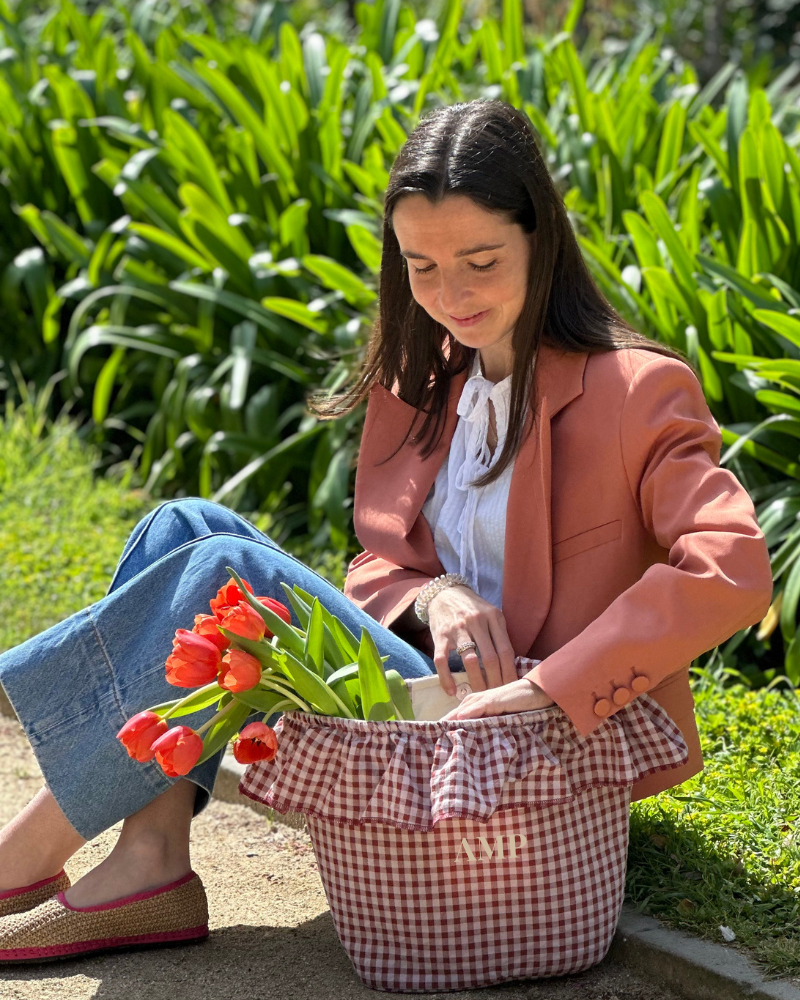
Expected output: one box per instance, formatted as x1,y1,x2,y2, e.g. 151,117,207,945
232,721,278,764
219,649,262,693
116,711,168,763
192,613,230,652
209,577,254,620
165,629,222,687
218,601,266,642
252,597,292,639
151,726,204,777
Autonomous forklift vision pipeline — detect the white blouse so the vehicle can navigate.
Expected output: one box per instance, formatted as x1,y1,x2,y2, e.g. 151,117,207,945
420,353,515,610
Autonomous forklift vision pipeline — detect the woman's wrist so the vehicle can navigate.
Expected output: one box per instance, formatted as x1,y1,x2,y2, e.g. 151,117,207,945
520,674,555,709
414,573,471,623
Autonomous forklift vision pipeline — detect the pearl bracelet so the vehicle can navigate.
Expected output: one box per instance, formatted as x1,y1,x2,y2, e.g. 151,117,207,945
414,573,471,624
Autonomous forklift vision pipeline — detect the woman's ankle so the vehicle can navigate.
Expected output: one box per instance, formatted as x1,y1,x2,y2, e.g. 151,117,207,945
0,787,85,892
0,861,66,894
63,834,191,908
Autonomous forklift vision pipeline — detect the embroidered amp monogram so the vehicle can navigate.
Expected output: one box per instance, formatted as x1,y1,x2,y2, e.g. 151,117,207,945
454,833,528,863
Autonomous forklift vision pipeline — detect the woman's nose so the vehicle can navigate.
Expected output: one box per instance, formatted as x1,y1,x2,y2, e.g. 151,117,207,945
437,278,478,315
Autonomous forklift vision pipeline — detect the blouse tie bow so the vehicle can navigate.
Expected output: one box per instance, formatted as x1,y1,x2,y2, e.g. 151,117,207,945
452,373,502,592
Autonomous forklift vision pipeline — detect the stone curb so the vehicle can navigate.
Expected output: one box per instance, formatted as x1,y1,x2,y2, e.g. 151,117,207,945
215,756,800,1000
610,905,800,1000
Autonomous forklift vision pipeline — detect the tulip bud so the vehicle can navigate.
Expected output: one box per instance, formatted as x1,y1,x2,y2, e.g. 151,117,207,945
218,601,267,642
232,721,278,764
253,597,292,639
165,629,223,687
151,725,204,777
192,613,230,653
219,649,262,693
210,577,254,621
116,711,168,763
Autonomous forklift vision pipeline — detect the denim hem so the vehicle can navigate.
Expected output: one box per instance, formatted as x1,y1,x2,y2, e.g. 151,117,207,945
0,612,177,841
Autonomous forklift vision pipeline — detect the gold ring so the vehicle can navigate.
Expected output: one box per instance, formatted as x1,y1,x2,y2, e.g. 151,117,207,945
456,641,477,655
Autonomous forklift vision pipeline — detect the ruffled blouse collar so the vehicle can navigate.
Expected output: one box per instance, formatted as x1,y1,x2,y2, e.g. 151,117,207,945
456,353,513,475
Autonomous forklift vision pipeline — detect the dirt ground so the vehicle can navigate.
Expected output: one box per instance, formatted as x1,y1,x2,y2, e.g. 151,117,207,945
0,716,681,1000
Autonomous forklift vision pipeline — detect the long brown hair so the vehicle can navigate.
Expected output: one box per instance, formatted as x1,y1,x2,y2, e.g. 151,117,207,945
309,99,692,488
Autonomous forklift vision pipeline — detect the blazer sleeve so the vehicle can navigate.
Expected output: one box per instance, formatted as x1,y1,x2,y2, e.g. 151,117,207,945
532,354,774,738
343,550,434,631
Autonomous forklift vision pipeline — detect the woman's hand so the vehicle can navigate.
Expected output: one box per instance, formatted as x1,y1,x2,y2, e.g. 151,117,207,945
440,676,556,721
427,585,518,695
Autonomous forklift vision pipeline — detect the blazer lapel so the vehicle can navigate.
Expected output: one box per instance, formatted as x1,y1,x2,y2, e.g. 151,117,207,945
353,368,469,575
502,343,588,656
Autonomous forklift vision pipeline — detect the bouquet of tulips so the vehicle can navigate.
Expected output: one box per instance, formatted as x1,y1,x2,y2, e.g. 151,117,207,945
116,567,415,778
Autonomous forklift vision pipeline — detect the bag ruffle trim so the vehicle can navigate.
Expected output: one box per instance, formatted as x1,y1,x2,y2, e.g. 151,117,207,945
239,693,688,832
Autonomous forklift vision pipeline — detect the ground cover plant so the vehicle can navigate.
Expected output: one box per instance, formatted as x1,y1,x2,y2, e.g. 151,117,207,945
0,372,153,653
0,375,347,654
628,676,800,978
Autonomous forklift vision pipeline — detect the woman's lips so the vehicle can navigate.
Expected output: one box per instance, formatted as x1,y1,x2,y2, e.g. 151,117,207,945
449,310,488,326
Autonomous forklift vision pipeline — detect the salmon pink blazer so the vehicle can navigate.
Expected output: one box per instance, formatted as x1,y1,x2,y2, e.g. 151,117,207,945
343,341,774,799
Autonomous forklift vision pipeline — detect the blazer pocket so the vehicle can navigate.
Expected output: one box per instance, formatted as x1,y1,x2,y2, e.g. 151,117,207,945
552,518,622,564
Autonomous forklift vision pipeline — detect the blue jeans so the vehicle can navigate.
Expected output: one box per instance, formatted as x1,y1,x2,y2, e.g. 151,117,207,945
0,498,439,840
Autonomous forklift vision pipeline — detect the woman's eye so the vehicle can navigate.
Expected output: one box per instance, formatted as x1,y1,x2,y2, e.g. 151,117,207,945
412,261,497,275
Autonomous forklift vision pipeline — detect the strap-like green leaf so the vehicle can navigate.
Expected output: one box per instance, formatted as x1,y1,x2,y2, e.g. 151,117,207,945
385,669,415,721
357,626,393,722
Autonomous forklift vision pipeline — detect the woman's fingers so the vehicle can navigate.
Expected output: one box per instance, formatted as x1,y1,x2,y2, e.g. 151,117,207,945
468,621,503,688
487,612,517,686
432,640,456,696
457,638,487,692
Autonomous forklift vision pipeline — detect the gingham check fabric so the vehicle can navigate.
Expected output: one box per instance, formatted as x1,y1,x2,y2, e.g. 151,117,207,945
239,692,687,831
240,690,688,991
306,784,631,991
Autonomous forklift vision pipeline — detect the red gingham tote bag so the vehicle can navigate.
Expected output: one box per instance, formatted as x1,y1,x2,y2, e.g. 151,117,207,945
240,686,688,993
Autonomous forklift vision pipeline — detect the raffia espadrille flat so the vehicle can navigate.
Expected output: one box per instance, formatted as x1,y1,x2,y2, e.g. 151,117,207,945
0,871,71,918
0,870,208,963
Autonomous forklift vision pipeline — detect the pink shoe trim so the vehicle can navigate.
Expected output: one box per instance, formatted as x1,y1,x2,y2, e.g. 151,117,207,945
0,871,67,902
57,871,198,913
0,924,209,961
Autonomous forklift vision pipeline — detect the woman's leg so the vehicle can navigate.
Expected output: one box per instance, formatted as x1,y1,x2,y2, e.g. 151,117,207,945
0,779,196,906
0,498,436,904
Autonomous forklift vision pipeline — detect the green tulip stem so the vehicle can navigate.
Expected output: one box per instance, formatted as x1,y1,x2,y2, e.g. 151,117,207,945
323,684,356,719
162,681,221,720
267,699,295,713
196,697,239,736
258,676,311,712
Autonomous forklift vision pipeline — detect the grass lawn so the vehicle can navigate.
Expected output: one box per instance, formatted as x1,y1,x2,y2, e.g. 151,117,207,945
1,406,798,979
627,681,800,979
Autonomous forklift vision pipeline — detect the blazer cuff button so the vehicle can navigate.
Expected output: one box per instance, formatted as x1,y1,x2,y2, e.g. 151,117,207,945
631,674,650,692
593,698,612,717
612,686,631,706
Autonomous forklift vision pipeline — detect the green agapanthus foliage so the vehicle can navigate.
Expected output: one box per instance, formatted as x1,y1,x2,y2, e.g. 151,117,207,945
2,0,800,685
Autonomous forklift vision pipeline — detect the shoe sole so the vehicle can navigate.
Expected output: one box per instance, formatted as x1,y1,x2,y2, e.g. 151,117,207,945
0,925,209,963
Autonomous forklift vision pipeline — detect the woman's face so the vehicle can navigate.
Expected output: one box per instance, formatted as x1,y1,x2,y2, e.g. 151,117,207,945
391,193,531,381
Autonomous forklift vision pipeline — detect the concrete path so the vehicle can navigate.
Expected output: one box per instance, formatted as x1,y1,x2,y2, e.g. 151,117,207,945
0,716,682,1000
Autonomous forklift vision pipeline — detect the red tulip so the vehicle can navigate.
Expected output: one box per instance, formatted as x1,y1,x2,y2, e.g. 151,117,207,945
233,721,278,764
165,629,222,687
252,597,292,639
218,601,266,642
219,649,262,693
116,711,168,763
151,726,204,777
192,613,230,652
210,577,254,620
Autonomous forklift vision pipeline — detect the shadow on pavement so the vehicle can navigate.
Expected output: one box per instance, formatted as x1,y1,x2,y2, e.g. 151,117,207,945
0,911,661,1000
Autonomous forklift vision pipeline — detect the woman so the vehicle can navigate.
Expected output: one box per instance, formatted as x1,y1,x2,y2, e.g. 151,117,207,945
0,98,773,962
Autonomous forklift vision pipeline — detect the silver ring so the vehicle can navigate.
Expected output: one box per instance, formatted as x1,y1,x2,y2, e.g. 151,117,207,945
456,641,477,655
